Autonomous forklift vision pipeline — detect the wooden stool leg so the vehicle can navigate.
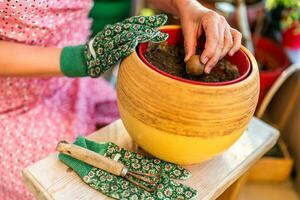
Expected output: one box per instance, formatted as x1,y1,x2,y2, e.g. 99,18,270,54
217,173,249,200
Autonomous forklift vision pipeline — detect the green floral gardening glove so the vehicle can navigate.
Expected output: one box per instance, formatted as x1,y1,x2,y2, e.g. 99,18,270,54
59,136,198,200
60,14,169,77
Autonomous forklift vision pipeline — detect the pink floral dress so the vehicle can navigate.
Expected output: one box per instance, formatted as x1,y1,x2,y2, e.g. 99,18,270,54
0,0,119,199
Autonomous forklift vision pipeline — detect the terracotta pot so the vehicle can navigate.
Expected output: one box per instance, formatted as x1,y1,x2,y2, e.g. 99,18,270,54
117,25,259,164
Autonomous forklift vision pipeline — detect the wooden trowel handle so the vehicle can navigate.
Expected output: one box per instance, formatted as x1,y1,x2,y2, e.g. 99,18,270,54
56,141,125,176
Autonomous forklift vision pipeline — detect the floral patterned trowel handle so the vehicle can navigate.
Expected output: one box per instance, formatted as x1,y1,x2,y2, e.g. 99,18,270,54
56,141,160,192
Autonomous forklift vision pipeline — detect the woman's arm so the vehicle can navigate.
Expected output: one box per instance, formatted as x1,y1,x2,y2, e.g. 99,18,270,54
0,15,169,78
0,41,63,76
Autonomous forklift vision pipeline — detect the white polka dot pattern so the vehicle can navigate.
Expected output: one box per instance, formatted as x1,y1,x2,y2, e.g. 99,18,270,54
0,1,120,199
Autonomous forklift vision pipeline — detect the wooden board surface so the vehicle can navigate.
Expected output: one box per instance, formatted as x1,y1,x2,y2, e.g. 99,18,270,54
22,118,279,200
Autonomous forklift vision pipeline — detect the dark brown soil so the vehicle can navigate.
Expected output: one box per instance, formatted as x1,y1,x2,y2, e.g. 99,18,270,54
144,42,240,83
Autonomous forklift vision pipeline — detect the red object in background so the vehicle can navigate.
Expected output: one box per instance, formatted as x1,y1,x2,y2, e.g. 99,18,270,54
138,27,251,86
255,37,291,105
282,26,300,49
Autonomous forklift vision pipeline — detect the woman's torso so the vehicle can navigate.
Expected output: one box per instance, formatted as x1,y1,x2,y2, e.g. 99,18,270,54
0,1,121,199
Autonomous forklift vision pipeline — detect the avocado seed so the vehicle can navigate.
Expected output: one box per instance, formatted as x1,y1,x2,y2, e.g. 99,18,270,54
186,55,205,76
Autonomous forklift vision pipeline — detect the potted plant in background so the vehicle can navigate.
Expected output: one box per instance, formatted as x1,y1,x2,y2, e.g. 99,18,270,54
267,0,300,66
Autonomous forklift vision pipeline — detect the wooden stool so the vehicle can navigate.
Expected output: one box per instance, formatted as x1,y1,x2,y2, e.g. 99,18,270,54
246,65,300,183
22,118,278,200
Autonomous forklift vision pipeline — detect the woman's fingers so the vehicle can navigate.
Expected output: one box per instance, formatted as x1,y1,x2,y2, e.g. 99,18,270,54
200,14,241,73
229,28,242,56
202,15,228,73
204,44,222,74
180,8,242,72
220,26,234,59
182,21,198,62
200,15,219,66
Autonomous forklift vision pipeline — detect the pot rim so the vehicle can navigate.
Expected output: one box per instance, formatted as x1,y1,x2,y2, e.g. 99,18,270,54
137,25,252,86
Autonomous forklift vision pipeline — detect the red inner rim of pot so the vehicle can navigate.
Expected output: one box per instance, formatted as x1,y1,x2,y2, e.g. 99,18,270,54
138,28,251,86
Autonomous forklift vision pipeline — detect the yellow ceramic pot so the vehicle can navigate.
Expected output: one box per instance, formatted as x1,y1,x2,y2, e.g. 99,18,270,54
117,26,259,165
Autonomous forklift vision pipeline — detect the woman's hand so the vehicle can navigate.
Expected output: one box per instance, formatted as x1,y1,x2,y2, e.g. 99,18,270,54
150,0,242,73
83,15,168,77
61,15,169,78
178,1,242,73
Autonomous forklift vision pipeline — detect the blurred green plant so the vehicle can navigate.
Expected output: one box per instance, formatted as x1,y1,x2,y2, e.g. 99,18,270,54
267,0,300,30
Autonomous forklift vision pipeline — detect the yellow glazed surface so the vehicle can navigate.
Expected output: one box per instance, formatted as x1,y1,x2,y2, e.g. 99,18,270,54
118,103,243,164
117,25,259,164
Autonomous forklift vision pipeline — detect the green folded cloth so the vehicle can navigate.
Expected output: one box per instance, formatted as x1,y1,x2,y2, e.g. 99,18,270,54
59,136,198,199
